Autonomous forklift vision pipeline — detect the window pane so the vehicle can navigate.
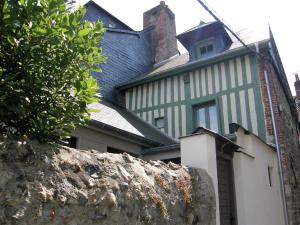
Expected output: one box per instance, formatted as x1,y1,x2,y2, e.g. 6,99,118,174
200,46,207,55
198,108,206,128
207,44,213,52
209,105,219,132
155,118,164,129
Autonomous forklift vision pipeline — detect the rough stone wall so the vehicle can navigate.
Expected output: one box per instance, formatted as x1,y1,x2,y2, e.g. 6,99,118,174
257,52,300,225
0,137,215,225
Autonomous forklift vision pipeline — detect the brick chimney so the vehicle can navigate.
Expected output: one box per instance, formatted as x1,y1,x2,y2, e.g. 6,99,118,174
143,1,178,65
295,73,300,99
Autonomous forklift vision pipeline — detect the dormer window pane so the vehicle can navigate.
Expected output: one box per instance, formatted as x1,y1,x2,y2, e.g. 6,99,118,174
195,41,215,59
200,44,214,56
200,46,207,55
207,44,213,52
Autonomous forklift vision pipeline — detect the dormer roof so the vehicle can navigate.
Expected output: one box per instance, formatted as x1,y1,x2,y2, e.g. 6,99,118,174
177,21,232,52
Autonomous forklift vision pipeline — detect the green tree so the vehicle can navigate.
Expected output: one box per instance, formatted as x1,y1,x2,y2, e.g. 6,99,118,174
0,0,106,142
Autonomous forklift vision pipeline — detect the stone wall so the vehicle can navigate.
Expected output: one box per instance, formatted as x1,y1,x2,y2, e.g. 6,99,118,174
0,137,215,225
257,52,300,225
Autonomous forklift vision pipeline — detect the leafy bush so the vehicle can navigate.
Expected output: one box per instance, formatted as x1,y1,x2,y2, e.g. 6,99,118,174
0,0,106,142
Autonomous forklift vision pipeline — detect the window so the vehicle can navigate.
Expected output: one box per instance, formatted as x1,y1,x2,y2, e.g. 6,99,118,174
268,166,273,187
155,117,165,132
67,136,77,148
199,44,214,56
195,40,215,59
108,20,116,28
162,157,181,165
194,102,219,132
107,147,138,157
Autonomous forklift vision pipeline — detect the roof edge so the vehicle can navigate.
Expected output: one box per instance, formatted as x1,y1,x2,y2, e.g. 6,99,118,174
180,126,241,150
84,0,134,31
229,123,276,151
86,119,162,147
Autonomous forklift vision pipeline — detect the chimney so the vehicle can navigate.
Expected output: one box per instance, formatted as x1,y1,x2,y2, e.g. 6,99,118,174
295,73,300,99
143,1,178,65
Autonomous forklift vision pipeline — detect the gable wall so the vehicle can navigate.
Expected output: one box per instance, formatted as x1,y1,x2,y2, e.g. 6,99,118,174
125,54,267,140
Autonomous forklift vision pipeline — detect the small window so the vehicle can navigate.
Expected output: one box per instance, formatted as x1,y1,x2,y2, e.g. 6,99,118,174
194,102,219,132
195,41,215,59
107,147,138,157
268,166,273,187
200,44,213,56
67,137,77,148
155,117,165,132
108,20,116,28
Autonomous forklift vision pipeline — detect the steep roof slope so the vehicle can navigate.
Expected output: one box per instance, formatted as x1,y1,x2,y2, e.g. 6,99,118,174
88,101,178,146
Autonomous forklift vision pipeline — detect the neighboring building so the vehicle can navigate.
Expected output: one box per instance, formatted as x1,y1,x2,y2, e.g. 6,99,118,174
71,1,300,225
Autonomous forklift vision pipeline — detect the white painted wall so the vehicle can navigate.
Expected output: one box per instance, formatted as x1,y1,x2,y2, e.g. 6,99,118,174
71,125,143,156
233,128,285,225
179,130,285,225
180,133,220,225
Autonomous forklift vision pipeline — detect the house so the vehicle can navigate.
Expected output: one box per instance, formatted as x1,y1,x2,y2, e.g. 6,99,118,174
71,1,300,225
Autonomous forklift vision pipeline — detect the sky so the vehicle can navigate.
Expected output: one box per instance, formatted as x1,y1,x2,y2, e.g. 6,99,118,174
78,0,300,95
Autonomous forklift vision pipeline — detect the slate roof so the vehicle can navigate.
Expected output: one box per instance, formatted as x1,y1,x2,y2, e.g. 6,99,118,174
87,101,178,146
118,25,269,88
177,21,214,36
84,1,154,101
84,1,133,31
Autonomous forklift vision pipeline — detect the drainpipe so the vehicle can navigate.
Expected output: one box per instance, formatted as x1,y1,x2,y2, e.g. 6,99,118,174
263,68,290,225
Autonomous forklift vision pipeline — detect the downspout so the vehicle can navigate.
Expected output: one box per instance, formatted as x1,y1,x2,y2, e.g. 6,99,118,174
263,63,290,225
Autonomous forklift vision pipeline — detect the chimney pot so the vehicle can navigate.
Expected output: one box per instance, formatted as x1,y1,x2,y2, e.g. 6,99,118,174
160,1,165,5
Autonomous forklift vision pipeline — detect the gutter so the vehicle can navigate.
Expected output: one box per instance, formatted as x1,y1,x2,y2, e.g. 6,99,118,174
263,62,290,225
105,28,140,37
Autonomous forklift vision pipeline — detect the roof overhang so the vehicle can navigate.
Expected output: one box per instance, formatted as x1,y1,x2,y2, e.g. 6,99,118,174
177,21,232,51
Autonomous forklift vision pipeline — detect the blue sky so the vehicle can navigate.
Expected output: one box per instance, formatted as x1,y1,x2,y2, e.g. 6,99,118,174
78,0,300,95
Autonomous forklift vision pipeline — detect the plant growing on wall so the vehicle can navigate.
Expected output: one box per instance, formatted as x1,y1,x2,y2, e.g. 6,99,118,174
0,0,106,142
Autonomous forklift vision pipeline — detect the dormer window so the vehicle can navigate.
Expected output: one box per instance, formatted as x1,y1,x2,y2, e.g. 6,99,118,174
195,41,215,59
108,20,116,28
199,44,213,56
177,21,233,62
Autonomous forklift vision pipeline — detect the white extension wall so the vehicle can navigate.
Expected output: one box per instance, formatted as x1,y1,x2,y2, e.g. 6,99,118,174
180,129,285,225
233,128,285,225
180,133,220,225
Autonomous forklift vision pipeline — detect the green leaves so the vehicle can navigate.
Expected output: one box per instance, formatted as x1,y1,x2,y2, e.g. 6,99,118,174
0,0,106,143
78,28,90,37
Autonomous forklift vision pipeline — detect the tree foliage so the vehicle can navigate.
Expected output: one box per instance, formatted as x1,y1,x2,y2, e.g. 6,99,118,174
0,0,106,142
